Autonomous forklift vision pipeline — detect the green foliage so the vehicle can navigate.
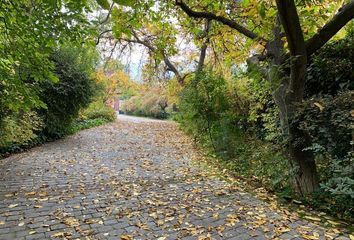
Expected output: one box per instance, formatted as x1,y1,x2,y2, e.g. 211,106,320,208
293,91,354,219
177,71,290,193
39,47,97,138
294,91,353,161
178,71,230,148
0,0,92,119
306,31,354,97
0,111,43,149
80,101,117,122
245,68,282,143
69,118,110,134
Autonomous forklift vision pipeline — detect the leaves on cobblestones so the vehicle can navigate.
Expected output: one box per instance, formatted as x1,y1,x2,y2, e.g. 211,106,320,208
0,117,352,239
51,231,72,238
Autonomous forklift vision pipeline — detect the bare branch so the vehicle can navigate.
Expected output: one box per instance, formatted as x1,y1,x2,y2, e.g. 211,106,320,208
96,29,112,45
99,3,114,25
120,31,184,84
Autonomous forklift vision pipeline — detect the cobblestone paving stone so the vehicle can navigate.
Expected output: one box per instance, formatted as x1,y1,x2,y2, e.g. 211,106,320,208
0,115,351,240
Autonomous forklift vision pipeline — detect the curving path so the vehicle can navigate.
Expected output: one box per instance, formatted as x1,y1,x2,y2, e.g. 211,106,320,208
0,115,351,240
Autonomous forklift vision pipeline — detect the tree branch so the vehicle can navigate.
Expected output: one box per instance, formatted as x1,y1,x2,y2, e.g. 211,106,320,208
124,31,184,84
305,0,354,56
99,3,114,25
276,0,307,101
197,19,212,73
96,29,112,45
175,0,260,40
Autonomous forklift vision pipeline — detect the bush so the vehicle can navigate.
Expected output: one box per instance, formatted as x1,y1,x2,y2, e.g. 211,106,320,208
0,111,43,149
293,91,354,219
80,101,116,122
306,31,354,97
177,71,231,150
177,71,290,193
69,118,110,134
39,47,97,138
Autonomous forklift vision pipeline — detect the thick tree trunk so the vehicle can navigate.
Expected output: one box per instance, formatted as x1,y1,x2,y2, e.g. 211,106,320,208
271,1,320,195
288,127,319,195
274,75,320,196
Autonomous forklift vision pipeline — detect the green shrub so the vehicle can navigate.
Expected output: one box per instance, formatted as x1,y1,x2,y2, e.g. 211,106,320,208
0,111,43,149
177,71,290,193
39,47,97,138
306,31,354,97
69,118,110,134
177,71,231,149
293,91,354,219
80,101,116,122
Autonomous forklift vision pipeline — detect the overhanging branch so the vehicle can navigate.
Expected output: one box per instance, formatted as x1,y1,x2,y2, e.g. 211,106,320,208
175,0,261,40
305,0,354,56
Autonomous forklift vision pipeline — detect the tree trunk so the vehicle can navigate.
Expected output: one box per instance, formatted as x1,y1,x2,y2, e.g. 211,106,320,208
274,74,320,196
270,1,320,194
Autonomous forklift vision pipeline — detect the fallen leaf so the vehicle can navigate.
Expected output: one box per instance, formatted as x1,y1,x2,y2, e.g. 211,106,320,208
304,216,321,222
121,234,133,240
314,102,324,111
25,192,36,196
63,217,79,227
8,204,18,208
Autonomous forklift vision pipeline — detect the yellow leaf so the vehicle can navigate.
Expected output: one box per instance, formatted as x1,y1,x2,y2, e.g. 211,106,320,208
327,220,340,226
25,191,36,196
314,102,324,111
63,217,80,227
349,234,354,240
304,215,321,222
8,204,18,208
52,232,72,238
120,235,133,240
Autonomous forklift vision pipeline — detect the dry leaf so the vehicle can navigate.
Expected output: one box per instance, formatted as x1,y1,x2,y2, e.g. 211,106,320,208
304,215,321,222
25,191,36,196
63,217,79,227
120,234,133,240
314,102,324,111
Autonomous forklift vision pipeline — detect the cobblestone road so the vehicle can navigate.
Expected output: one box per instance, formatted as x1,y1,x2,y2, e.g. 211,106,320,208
0,115,351,239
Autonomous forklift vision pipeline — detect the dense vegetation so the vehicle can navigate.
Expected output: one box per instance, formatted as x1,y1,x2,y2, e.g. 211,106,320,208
1,0,353,223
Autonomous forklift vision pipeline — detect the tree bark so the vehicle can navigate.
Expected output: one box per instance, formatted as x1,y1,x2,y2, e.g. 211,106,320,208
275,0,319,195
